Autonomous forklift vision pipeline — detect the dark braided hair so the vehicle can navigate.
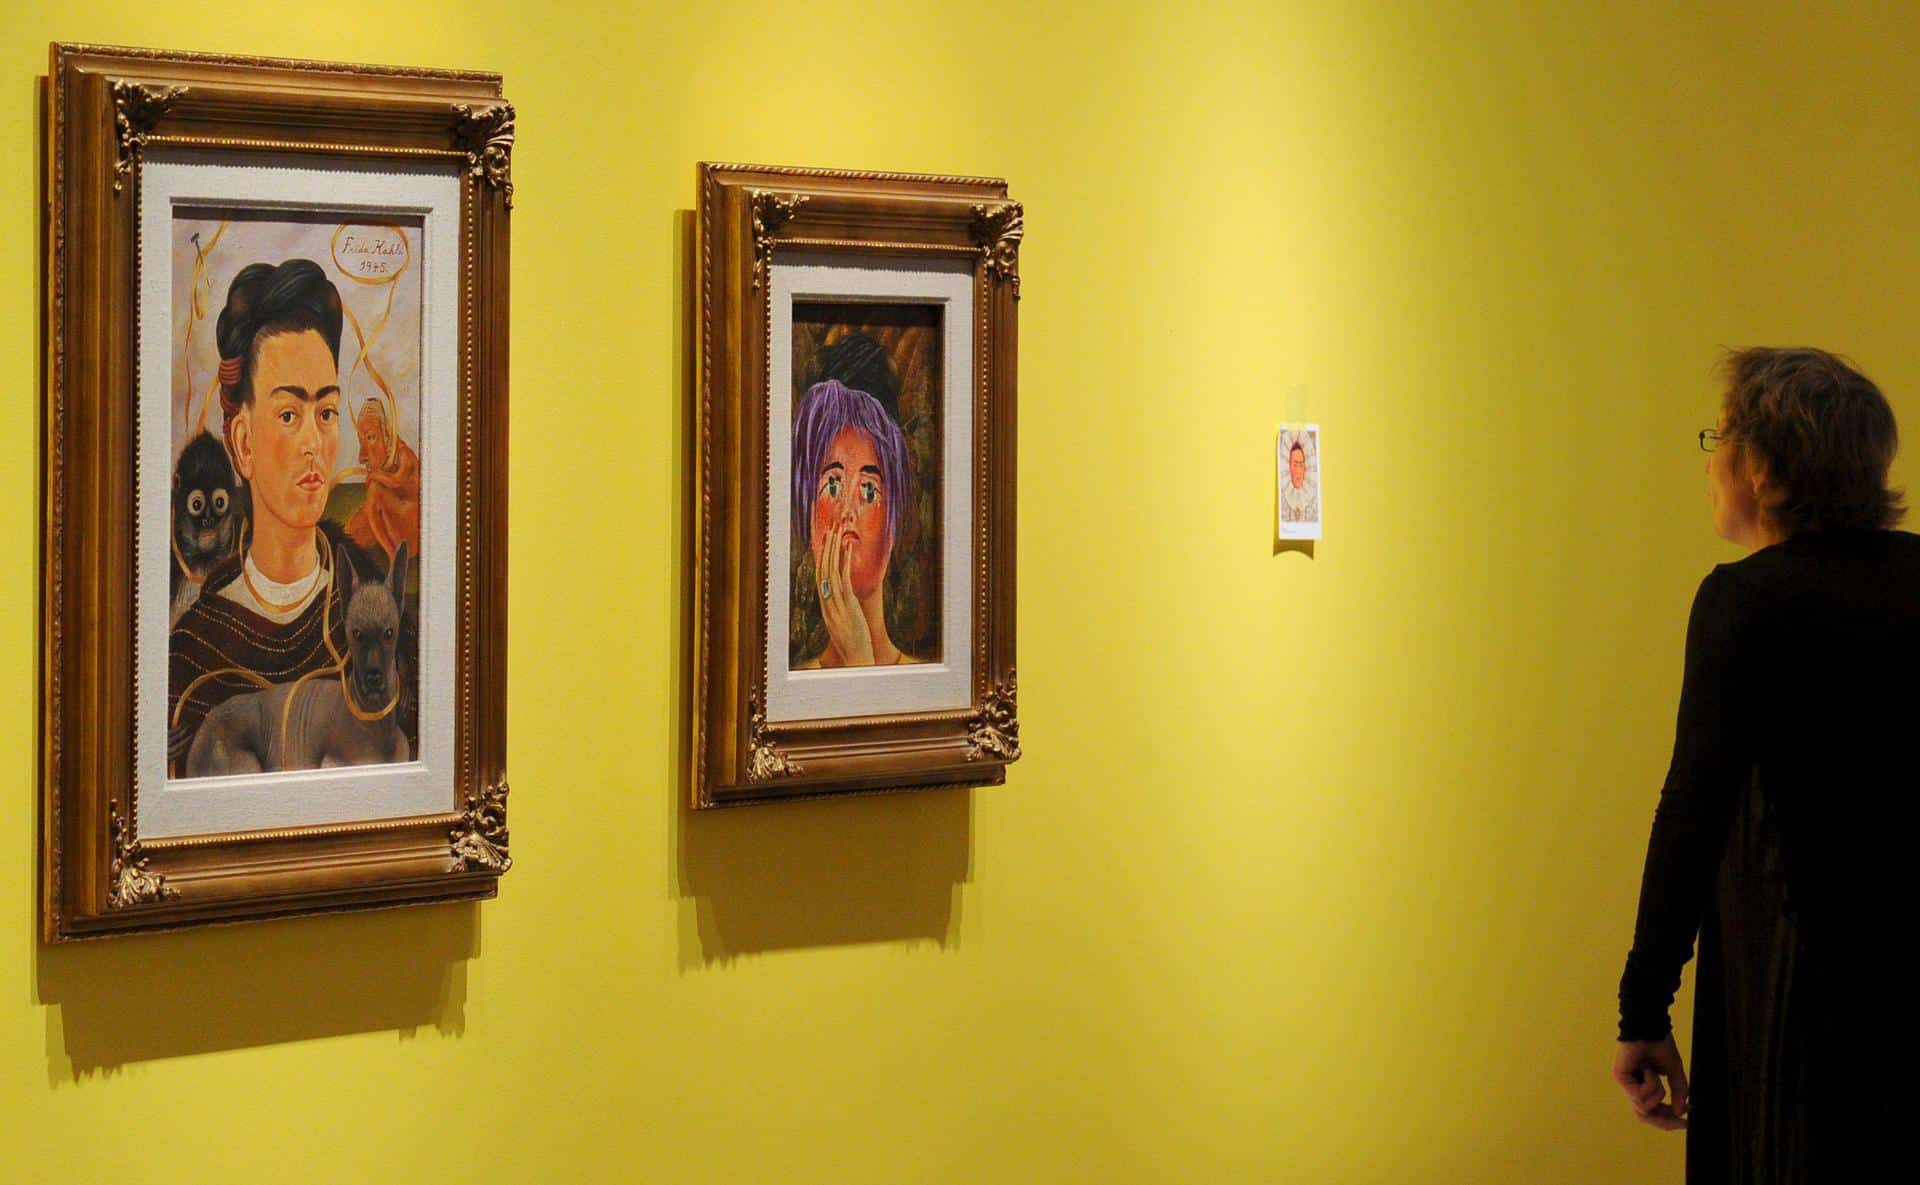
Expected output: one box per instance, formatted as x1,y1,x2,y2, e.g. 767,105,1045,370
214,259,343,458
814,333,902,422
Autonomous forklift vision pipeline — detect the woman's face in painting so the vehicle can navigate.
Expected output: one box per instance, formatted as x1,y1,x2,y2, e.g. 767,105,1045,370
357,404,390,469
1289,446,1307,489
231,329,341,532
811,425,891,600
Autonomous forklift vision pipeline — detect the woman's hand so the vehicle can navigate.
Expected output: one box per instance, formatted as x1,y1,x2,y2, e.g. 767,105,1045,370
1612,1036,1689,1131
816,522,875,666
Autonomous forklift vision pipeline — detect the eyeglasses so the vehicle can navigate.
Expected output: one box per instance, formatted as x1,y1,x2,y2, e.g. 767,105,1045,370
1698,428,1725,453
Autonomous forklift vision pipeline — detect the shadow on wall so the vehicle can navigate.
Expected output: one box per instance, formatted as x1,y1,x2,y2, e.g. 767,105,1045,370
673,790,973,970
667,208,973,970
33,902,477,1084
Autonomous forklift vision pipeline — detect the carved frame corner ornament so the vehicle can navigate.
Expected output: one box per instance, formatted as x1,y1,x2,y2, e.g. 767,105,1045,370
106,802,177,909
746,695,804,781
967,671,1021,762
748,189,808,292
971,200,1024,298
110,81,185,193
453,102,516,208
448,780,512,874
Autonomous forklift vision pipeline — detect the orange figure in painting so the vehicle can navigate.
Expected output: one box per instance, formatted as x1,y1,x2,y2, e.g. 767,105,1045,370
345,397,421,563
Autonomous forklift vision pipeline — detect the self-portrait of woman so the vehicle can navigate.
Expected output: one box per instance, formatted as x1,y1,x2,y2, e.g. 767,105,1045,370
166,257,410,772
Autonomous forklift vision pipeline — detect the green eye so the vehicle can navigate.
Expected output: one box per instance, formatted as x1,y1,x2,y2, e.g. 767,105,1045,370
860,480,879,505
823,474,842,498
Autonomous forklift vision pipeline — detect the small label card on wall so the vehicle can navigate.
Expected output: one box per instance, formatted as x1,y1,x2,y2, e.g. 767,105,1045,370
1278,424,1323,541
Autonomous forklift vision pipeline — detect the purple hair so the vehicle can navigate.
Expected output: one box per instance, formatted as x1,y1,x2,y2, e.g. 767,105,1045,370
792,379,911,552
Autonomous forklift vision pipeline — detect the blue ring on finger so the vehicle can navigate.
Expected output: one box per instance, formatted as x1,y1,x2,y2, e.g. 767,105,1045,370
820,579,833,599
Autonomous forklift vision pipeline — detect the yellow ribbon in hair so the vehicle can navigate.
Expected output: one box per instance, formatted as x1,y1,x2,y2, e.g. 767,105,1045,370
183,218,229,435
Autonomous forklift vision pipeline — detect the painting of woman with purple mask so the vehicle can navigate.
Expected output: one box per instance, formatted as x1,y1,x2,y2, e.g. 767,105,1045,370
790,309,942,668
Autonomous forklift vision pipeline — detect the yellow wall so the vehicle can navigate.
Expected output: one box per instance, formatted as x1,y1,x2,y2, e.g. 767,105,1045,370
4,3,1917,1181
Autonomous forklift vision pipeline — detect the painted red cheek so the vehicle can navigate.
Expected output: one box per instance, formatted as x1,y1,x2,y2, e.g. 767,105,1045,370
850,497,889,591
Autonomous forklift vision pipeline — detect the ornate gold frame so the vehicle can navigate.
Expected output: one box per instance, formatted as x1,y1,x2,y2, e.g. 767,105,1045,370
694,163,1021,807
41,44,513,939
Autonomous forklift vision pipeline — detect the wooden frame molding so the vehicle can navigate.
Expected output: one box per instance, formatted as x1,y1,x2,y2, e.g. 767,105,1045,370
694,162,1021,807
41,43,513,939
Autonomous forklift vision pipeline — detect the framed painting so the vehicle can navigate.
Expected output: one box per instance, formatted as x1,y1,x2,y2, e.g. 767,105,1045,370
693,163,1022,807
41,43,513,939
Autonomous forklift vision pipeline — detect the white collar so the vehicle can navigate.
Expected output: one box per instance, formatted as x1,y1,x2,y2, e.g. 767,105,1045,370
219,546,327,620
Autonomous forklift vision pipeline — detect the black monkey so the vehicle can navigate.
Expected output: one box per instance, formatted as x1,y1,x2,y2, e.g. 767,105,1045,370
169,430,243,626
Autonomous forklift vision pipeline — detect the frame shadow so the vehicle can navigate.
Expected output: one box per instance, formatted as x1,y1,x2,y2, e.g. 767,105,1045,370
33,901,478,1084
666,208,972,970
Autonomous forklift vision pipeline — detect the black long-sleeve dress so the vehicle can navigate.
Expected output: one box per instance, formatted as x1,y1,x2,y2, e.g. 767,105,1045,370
1620,528,1920,1183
